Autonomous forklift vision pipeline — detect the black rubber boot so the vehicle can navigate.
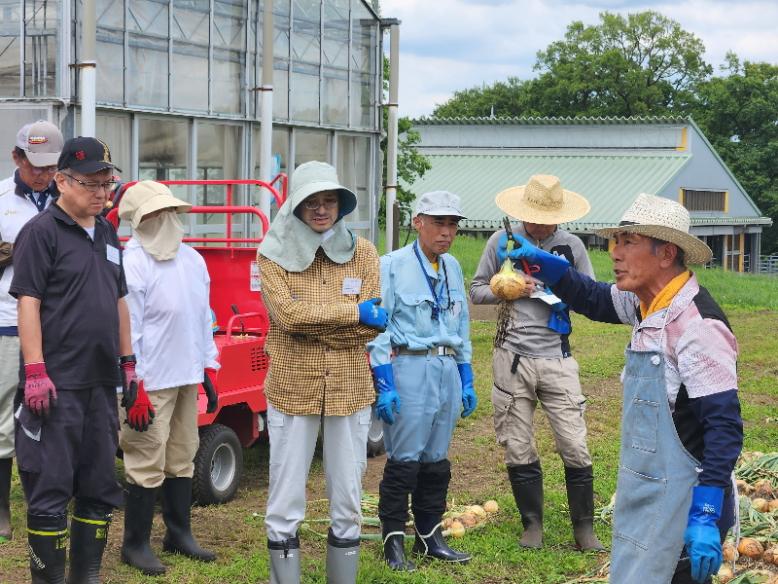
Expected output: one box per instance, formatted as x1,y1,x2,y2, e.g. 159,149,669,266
67,500,112,584
507,461,544,548
411,460,470,563
161,477,215,561
325,528,360,584
121,484,166,576
27,512,68,584
0,457,11,542
564,466,605,551
268,535,301,584
378,459,419,571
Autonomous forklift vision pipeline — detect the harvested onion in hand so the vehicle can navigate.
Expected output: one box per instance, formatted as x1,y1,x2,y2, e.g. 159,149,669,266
490,259,530,301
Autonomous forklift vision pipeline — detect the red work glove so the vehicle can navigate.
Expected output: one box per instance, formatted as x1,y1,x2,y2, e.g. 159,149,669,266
24,362,57,416
119,355,139,409
203,368,218,414
125,381,155,432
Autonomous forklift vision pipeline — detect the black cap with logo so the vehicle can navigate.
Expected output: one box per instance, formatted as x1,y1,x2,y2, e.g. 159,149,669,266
57,137,121,174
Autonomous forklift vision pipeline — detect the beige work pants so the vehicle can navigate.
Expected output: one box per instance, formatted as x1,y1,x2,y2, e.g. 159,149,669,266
491,347,592,468
0,336,19,459
119,384,199,488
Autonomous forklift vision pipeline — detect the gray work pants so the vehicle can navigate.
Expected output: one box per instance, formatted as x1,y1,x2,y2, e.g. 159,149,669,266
264,402,371,542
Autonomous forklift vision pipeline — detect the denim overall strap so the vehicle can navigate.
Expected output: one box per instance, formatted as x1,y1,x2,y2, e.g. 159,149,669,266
609,349,700,584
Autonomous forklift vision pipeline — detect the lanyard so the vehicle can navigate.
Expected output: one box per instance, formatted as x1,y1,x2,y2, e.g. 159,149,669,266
413,240,449,321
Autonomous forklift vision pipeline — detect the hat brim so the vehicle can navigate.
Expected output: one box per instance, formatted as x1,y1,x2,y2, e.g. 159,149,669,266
130,195,192,229
595,224,713,265
62,160,121,175
292,180,358,218
26,151,60,167
495,186,590,224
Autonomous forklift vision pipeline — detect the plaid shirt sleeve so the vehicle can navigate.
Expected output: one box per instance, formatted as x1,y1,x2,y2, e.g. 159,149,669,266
257,254,360,337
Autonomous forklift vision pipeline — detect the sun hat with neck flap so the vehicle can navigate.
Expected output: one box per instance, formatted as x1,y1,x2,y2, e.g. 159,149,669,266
259,161,358,273
596,193,713,265
495,174,590,225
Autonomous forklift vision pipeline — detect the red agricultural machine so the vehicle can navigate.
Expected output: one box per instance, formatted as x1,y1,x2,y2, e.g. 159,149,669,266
109,178,384,505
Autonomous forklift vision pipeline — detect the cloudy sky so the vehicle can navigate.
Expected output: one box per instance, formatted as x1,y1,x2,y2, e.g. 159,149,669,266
379,0,778,118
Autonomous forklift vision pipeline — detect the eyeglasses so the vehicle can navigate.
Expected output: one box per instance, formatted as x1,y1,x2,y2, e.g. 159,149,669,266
302,197,338,210
62,173,116,193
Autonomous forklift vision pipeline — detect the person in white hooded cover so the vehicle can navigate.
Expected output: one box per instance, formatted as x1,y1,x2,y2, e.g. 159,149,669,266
117,180,220,576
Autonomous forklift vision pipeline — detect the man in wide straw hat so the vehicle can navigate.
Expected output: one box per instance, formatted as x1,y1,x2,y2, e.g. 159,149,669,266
257,161,387,584
505,193,742,584
471,174,603,551
117,180,220,575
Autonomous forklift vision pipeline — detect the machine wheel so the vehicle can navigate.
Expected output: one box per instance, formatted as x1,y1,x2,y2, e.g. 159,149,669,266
193,424,243,505
366,407,385,457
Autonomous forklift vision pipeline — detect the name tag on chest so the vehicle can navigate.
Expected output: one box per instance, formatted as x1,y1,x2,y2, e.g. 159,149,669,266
342,277,362,295
106,245,120,265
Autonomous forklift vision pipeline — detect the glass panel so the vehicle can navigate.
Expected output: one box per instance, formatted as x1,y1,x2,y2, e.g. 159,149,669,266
290,64,319,123
96,0,123,29
138,117,188,183
172,0,210,44
0,108,50,177
0,3,23,97
172,43,209,111
96,32,124,104
337,134,370,222
96,112,131,179
23,0,59,96
322,67,348,125
294,129,329,167
350,71,374,129
272,64,289,119
251,125,289,215
291,0,320,65
212,48,243,113
214,0,245,51
350,0,377,129
196,123,241,231
127,0,168,36
322,0,349,69
128,34,168,107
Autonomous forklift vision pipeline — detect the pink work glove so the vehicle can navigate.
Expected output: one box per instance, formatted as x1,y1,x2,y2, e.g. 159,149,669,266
24,362,57,416
119,355,139,409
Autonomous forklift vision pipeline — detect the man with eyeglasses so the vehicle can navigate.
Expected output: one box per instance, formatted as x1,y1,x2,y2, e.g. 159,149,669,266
367,191,476,571
10,136,138,583
0,120,63,546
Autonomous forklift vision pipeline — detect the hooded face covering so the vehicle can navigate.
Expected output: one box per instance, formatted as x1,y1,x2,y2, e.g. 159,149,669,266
135,210,185,261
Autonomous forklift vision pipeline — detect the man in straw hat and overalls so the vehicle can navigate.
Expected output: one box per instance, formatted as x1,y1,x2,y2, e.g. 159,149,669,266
367,191,477,571
471,174,604,551
503,193,742,584
117,181,220,575
257,161,387,584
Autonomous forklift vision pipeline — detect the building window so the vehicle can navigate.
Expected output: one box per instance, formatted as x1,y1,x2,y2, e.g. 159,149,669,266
682,189,727,212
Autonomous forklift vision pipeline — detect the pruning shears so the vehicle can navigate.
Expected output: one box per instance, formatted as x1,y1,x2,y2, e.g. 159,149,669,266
502,217,539,275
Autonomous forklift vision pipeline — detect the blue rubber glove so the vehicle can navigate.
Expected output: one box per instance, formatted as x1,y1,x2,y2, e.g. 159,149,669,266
457,363,477,418
372,364,400,425
498,233,571,285
684,486,724,583
358,298,388,331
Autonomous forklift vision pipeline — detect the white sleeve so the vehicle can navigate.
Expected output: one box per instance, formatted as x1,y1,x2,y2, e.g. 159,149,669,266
123,251,147,379
201,263,220,370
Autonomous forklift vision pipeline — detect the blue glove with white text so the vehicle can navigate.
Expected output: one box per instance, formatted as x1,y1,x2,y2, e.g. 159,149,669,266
497,233,571,285
372,364,400,425
684,486,724,583
358,298,388,331
457,363,477,418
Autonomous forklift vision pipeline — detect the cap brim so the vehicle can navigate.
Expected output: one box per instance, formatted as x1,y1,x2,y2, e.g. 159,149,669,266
495,186,590,224
62,160,121,174
415,208,467,219
26,151,60,167
595,224,713,265
131,196,192,229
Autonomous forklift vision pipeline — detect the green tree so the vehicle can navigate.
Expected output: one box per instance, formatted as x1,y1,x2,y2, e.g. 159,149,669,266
380,57,431,227
692,54,778,253
432,77,534,118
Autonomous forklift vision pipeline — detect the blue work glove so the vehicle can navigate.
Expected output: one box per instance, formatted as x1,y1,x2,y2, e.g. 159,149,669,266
372,364,400,425
457,363,477,418
547,294,571,334
358,298,388,331
497,233,571,285
684,486,724,583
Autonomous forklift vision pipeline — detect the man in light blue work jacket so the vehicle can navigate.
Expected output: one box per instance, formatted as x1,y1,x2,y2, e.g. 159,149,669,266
367,191,477,572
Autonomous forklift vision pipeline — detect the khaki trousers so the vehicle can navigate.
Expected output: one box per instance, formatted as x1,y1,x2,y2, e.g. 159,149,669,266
0,336,19,459
491,347,592,468
119,384,199,489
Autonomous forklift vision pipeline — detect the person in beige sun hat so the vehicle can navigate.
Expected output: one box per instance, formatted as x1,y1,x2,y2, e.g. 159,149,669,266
503,192,740,584
471,174,603,552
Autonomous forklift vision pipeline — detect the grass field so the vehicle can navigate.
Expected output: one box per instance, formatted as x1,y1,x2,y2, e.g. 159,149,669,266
1,239,776,583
